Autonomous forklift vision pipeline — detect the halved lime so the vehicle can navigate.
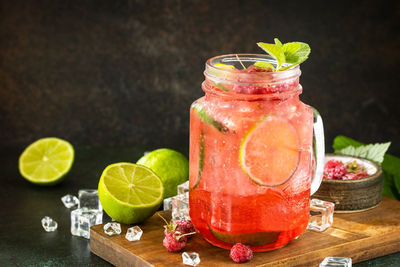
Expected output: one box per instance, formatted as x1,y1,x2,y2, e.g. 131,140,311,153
240,115,300,186
18,137,74,185
98,163,164,224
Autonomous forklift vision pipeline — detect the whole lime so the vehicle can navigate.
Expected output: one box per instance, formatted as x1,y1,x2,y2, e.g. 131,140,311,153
137,148,189,198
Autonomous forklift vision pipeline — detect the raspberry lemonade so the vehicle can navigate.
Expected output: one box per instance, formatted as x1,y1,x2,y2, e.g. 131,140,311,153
189,40,325,252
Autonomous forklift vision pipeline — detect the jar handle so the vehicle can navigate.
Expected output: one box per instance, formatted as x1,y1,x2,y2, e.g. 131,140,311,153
310,107,325,195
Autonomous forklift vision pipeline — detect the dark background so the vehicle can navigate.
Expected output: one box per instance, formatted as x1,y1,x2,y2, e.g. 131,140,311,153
1,1,400,266
1,0,399,155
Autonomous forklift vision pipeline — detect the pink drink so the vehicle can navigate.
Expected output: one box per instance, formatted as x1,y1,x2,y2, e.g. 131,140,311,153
189,54,323,251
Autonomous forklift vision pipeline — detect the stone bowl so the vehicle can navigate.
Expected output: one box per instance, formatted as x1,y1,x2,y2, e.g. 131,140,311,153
313,153,383,213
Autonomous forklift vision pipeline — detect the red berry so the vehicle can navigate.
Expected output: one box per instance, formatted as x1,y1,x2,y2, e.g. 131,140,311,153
343,172,369,180
247,65,273,73
356,172,369,179
323,160,347,179
233,84,267,94
163,232,187,252
342,173,357,180
230,243,253,263
175,219,195,237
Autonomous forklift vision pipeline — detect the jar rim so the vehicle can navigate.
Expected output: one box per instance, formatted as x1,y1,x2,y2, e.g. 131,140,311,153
205,54,301,84
203,54,302,100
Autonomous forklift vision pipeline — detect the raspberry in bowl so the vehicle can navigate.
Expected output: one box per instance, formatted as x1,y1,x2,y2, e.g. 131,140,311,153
313,154,383,212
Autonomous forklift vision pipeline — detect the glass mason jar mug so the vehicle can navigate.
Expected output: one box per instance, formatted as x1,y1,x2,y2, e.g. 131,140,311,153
188,54,324,252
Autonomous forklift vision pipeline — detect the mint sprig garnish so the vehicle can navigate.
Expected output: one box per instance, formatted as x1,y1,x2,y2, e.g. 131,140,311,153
255,38,311,71
274,38,283,47
254,61,275,72
256,42,285,69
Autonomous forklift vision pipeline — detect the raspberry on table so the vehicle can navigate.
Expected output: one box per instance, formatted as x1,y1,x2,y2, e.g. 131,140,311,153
175,219,195,237
230,243,253,263
163,231,187,252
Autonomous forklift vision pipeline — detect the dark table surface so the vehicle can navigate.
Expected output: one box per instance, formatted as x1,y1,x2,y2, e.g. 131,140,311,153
1,146,399,266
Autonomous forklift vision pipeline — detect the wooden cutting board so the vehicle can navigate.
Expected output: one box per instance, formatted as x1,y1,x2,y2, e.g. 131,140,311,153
90,196,400,267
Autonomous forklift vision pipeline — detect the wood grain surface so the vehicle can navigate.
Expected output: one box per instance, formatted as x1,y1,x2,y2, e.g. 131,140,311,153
90,197,400,267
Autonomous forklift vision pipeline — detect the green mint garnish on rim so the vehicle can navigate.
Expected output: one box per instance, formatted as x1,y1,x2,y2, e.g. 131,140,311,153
255,38,311,71
254,61,275,72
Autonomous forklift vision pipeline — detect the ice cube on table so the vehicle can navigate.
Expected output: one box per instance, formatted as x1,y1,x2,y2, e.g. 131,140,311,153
172,192,189,222
41,216,58,232
78,189,102,211
104,222,122,236
177,181,189,195
308,198,335,232
182,252,200,266
319,257,352,267
61,194,79,208
71,208,103,239
125,226,143,241
163,197,172,210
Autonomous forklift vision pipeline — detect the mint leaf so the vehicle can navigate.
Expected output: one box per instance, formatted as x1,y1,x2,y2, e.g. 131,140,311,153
277,42,311,70
282,42,310,64
333,135,363,151
193,102,229,132
215,63,236,70
256,39,311,71
256,42,285,69
210,81,229,92
254,61,275,71
336,142,391,164
382,153,400,174
382,154,400,199
274,38,283,47
383,170,400,199
365,142,391,163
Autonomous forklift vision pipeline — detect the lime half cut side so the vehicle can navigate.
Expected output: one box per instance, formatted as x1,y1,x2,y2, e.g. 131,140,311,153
98,163,164,224
18,137,74,185
240,115,300,187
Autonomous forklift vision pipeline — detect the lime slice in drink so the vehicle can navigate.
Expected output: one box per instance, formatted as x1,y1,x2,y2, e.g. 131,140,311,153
215,63,236,70
137,148,188,199
240,115,300,186
192,102,229,133
190,131,205,190
18,137,74,185
98,163,164,224
208,223,280,246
